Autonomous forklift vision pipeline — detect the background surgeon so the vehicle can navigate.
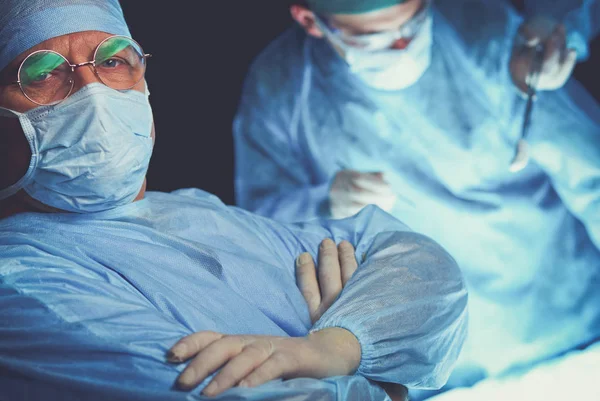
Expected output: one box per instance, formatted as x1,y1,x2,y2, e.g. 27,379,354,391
233,0,600,399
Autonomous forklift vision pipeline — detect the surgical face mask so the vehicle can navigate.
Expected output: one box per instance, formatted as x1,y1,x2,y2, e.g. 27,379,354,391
0,83,154,213
315,14,433,90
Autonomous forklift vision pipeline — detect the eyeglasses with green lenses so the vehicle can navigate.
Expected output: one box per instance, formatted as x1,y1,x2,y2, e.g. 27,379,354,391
15,35,151,106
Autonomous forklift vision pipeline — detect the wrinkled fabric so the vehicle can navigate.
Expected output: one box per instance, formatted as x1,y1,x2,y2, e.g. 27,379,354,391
0,83,154,212
0,190,467,400
233,0,600,390
306,0,409,16
523,0,600,61
0,0,130,73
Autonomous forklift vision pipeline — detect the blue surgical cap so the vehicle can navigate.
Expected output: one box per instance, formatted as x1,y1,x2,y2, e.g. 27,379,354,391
0,0,131,74
306,0,408,15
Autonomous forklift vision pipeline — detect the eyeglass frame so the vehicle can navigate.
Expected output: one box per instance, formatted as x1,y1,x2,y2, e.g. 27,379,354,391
10,35,152,106
316,0,432,51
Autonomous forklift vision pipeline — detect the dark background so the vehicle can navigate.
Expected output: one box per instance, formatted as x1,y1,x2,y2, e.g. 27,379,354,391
121,1,599,206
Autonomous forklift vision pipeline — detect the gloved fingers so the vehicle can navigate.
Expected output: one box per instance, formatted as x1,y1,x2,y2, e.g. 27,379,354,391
374,195,397,212
337,181,397,207
553,24,573,66
555,46,577,77
168,331,225,363
561,48,578,74
296,252,321,324
330,183,373,204
337,240,358,287
356,171,384,180
344,189,390,205
317,239,343,306
352,174,393,195
517,16,558,48
331,170,390,195
555,24,568,62
546,51,576,91
332,183,393,206
510,17,577,93
518,22,542,47
351,180,392,196
538,25,576,90
541,25,566,72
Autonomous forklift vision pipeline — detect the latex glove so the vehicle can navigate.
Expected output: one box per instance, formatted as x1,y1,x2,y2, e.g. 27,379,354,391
329,170,397,219
510,17,578,94
167,240,363,396
296,239,358,324
296,239,409,401
167,327,360,396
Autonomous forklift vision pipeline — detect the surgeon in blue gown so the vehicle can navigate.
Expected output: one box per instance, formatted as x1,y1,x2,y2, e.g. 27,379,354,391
0,1,468,400
233,0,600,398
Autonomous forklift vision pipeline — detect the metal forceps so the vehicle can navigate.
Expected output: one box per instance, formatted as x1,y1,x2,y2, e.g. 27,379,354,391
509,43,545,173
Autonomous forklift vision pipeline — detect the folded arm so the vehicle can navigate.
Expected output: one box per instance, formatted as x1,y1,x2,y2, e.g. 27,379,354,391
226,205,469,390
0,260,385,401
311,229,468,389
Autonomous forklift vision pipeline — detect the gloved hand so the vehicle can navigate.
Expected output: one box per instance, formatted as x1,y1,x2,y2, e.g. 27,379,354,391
510,17,578,94
296,240,409,401
167,327,361,396
329,170,397,219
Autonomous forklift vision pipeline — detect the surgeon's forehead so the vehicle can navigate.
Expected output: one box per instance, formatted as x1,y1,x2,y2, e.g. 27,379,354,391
0,31,114,78
328,0,423,34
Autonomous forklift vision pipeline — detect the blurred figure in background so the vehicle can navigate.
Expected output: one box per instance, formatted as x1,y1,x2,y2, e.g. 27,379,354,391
234,0,600,399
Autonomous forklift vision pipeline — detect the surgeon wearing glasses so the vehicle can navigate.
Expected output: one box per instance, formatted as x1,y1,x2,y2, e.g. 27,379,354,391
0,1,469,400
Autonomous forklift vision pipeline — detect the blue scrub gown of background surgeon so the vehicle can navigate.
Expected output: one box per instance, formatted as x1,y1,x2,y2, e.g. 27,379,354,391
0,190,467,400
233,0,600,390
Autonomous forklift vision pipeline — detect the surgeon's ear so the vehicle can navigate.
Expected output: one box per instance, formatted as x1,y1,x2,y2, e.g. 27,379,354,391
0,117,30,190
290,5,324,38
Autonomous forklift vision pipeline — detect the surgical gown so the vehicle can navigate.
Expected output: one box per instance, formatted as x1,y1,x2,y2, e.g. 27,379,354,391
233,0,600,390
0,189,467,401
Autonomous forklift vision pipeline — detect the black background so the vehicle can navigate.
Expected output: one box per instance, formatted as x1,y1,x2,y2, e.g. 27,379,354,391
121,1,599,206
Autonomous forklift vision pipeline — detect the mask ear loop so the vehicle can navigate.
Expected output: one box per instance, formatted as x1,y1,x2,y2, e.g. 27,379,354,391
313,15,354,63
0,106,18,118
